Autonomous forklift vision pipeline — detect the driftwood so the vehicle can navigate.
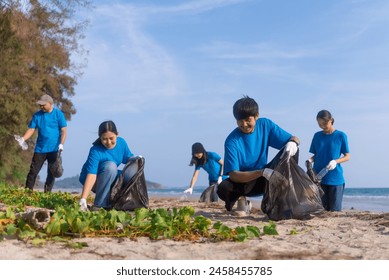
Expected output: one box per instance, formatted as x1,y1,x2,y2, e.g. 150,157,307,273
1,205,54,230
19,208,55,230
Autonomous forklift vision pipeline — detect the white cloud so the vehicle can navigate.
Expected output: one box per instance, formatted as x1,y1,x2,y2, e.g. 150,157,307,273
198,41,320,60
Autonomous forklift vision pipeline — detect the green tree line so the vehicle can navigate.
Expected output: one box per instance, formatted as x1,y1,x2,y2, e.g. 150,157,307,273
0,0,90,184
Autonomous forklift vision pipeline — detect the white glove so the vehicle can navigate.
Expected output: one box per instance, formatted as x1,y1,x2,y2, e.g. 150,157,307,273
58,144,64,152
79,198,88,211
217,176,223,184
184,187,193,195
14,135,28,150
284,141,298,157
327,160,337,170
262,168,274,180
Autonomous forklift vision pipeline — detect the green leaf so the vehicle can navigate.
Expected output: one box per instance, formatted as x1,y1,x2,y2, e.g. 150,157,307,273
263,221,278,235
246,225,261,237
3,223,18,237
46,220,62,236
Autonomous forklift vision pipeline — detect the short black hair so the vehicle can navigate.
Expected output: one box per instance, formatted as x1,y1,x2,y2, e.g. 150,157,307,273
233,95,259,120
316,110,334,125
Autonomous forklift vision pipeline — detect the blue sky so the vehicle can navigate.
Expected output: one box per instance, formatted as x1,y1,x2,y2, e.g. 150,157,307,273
58,0,389,189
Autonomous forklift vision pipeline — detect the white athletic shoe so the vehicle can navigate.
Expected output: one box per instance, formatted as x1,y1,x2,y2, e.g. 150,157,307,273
234,197,252,216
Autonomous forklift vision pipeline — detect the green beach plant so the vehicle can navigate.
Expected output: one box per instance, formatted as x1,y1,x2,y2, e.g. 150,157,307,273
0,183,278,244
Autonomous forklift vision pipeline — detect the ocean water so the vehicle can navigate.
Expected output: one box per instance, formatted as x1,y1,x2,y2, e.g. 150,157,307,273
342,188,389,213
147,187,389,213
55,186,389,213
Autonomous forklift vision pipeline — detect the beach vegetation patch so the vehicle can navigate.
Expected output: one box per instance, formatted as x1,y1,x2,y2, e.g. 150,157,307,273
0,184,279,243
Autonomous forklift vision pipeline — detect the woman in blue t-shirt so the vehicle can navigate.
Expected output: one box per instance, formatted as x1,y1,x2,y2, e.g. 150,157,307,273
308,110,350,211
184,142,227,196
78,120,135,211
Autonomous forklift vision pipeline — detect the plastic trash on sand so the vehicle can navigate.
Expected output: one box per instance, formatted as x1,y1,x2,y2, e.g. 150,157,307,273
199,183,218,203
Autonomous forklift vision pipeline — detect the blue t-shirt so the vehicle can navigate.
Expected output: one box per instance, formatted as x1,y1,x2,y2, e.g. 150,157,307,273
195,151,227,183
224,118,292,175
79,137,133,185
309,130,349,185
28,108,67,153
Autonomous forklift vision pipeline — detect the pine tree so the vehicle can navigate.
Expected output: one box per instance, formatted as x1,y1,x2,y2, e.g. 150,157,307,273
0,0,90,184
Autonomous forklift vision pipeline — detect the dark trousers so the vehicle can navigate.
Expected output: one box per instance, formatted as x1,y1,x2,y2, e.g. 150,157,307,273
25,152,58,192
321,184,345,211
217,177,268,211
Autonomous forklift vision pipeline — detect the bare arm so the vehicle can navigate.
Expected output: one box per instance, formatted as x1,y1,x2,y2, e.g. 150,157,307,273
229,169,264,183
335,153,350,164
310,153,350,166
81,174,97,200
60,127,67,145
22,128,35,141
189,169,200,189
218,159,224,177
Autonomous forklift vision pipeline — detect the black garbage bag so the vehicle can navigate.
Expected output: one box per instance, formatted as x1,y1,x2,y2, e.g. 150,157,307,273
261,150,324,221
305,160,321,186
199,183,218,203
49,151,63,178
110,156,149,211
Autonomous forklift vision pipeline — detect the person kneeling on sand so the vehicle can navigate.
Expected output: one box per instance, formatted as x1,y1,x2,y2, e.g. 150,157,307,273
78,120,138,211
217,95,300,216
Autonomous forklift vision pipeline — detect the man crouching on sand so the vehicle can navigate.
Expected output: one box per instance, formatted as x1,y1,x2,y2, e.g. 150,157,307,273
216,95,300,216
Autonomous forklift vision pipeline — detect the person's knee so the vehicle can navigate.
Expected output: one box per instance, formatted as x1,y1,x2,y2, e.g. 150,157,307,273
100,161,117,175
123,162,138,181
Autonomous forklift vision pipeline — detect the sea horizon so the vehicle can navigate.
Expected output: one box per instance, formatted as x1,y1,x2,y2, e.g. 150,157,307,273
47,185,389,213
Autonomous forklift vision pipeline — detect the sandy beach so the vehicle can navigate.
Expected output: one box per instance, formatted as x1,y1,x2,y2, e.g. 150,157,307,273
1,196,389,260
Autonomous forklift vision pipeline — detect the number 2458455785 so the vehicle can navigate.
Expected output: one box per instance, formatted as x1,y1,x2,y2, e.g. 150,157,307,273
209,266,272,276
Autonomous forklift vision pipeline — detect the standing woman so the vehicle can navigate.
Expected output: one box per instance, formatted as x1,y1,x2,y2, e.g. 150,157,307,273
79,121,135,211
308,110,350,211
184,143,226,199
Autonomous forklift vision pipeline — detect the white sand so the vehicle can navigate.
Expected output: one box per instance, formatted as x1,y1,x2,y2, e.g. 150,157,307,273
1,197,389,260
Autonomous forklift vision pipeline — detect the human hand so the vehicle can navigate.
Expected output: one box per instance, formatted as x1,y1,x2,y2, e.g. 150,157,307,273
58,144,64,152
79,198,88,211
217,176,223,184
262,168,274,180
184,187,193,195
327,160,337,170
14,135,28,150
284,141,298,157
